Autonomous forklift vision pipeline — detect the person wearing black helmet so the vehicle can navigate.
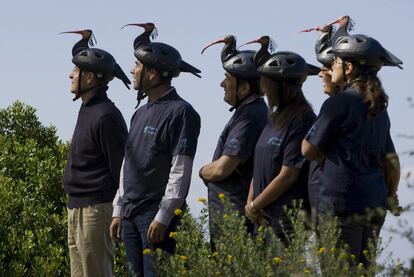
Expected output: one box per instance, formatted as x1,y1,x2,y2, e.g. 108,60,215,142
110,23,201,277
61,29,129,277
302,33,402,264
303,16,355,223
199,35,268,239
242,39,319,243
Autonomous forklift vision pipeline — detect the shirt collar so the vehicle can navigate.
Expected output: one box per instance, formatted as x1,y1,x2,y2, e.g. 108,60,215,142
146,87,178,107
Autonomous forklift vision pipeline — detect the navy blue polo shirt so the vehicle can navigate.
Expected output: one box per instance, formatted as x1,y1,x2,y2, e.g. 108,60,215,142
207,97,268,212
122,88,200,218
253,109,316,218
305,89,393,216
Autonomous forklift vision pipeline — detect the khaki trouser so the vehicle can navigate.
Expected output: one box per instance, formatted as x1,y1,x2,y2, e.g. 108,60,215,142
68,202,114,277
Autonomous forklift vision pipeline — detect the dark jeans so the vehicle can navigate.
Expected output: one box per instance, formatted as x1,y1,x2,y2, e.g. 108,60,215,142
337,213,385,265
122,209,179,277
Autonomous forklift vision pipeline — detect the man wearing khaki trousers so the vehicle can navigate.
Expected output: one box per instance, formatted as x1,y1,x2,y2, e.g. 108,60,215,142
62,29,130,277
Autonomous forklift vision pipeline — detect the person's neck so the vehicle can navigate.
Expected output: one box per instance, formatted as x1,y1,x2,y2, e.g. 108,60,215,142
80,86,100,104
238,93,258,107
147,83,172,102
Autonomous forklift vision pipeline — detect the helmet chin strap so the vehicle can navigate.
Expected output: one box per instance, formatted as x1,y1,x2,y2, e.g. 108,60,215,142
229,79,253,112
342,62,348,85
135,67,166,108
72,69,100,101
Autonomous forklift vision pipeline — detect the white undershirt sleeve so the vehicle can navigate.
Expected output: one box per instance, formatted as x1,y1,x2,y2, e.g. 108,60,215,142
112,159,124,218
155,155,193,226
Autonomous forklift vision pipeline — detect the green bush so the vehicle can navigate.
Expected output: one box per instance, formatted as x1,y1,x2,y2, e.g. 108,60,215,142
155,196,407,277
0,101,127,276
0,101,70,275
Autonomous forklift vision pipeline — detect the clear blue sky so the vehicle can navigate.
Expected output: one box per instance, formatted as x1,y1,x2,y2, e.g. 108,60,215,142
1,0,413,266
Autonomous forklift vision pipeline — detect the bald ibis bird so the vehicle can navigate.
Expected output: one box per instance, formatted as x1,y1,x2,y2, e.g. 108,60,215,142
59,29,96,56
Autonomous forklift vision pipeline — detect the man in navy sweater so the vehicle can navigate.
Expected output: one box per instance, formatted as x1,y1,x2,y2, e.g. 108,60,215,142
62,30,130,277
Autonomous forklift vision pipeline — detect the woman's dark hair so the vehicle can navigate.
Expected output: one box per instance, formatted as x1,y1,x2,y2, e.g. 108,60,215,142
266,77,313,129
346,62,388,117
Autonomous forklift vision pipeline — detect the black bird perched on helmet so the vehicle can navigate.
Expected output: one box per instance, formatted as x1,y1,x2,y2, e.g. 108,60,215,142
199,35,268,242
201,35,263,111
61,29,128,276
121,22,201,106
60,29,131,101
302,15,356,96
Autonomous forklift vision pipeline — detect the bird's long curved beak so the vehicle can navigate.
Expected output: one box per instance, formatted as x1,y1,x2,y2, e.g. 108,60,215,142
201,38,226,54
121,23,146,29
300,15,347,33
238,38,260,49
58,30,86,35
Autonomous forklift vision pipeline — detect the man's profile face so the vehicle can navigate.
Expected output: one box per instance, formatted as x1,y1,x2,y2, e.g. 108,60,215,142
131,59,145,90
69,66,80,94
220,72,238,106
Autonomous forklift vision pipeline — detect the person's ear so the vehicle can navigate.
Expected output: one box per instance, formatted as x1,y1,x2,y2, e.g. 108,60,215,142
345,62,354,78
238,81,250,97
147,68,159,81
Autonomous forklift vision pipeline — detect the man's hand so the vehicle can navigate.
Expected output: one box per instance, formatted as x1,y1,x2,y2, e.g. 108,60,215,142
147,220,167,243
109,217,122,241
387,194,402,216
245,201,268,225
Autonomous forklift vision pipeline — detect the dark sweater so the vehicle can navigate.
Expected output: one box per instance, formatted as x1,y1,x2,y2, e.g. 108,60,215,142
64,88,127,209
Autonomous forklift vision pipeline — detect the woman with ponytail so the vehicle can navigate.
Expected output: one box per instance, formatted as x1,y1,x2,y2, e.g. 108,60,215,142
302,34,402,265
243,47,319,244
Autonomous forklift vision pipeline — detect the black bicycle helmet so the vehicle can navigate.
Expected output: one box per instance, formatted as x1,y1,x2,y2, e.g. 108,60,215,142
135,42,182,78
222,50,258,80
333,34,403,69
258,51,319,81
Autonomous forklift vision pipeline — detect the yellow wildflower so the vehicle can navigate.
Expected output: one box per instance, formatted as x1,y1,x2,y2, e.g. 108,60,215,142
256,237,264,245
226,255,234,263
300,258,306,264
304,268,311,274
197,197,207,204
343,266,349,273
273,256,282,264
169,231,177,239
212,251,219,257
330,247,336,253
318,247,326,255
396,260,403,270
358,263,364,269
223,214,229,220
175,208,183,216
143,248,151,255
258,225,264,232
214,271,221,276
179,255,188,262
218,193,225,201
339,252,347,260
351,254,356,260
362,249,369,256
